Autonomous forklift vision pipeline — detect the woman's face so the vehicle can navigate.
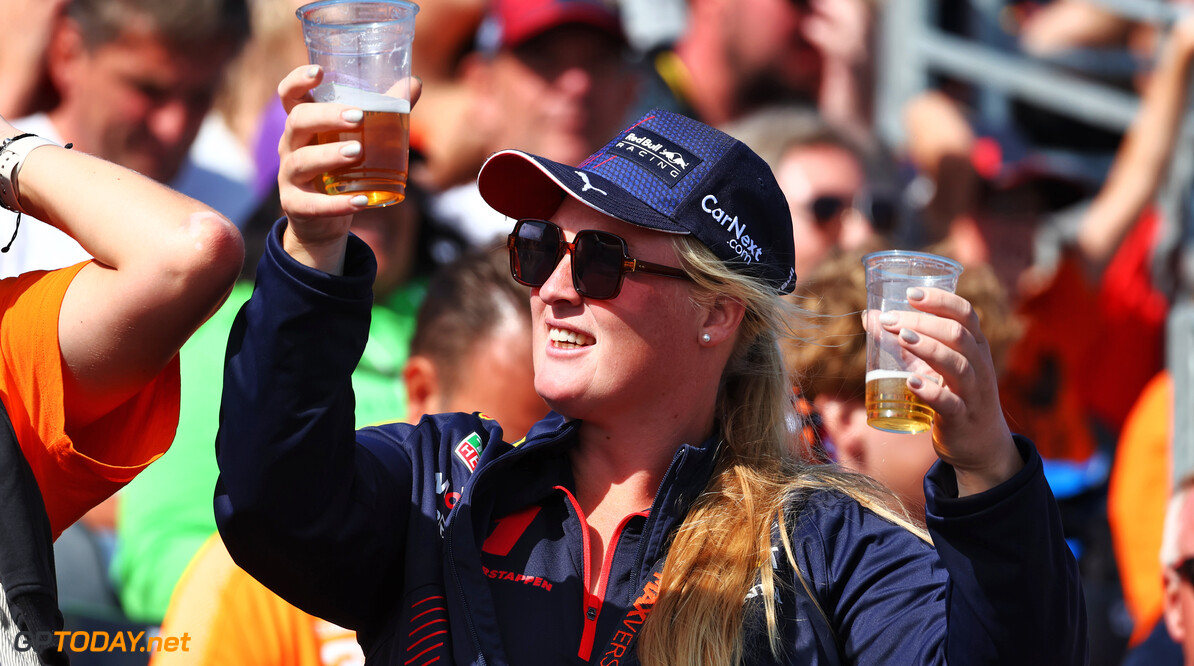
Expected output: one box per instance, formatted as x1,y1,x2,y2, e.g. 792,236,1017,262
530,198,704,420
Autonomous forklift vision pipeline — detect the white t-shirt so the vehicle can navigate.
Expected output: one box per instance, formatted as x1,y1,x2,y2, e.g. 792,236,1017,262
0,113,258,279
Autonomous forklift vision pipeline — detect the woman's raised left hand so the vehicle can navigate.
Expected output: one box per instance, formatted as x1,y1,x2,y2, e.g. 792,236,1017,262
877,286,1023,496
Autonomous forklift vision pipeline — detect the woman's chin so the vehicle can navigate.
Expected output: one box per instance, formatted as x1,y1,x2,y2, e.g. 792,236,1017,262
535,384,591,420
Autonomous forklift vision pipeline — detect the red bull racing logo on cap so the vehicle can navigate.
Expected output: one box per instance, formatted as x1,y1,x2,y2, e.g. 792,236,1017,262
609,127,701,187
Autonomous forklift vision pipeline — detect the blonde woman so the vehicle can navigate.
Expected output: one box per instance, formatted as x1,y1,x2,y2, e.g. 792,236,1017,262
213,65,1086,665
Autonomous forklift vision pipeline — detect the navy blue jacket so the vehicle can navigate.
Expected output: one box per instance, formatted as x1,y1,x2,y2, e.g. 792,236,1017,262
214,222,1087,665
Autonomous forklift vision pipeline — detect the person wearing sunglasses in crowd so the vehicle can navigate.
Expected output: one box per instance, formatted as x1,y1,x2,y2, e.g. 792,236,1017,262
724,106,895,284
1163,474,1194,665
212,66,1086,665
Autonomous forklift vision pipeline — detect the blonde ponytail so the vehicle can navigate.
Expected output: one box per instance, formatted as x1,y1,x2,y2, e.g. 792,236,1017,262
637,239,927,665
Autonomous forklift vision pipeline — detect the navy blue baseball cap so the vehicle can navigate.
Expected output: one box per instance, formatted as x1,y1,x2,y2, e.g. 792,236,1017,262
477,108,797,293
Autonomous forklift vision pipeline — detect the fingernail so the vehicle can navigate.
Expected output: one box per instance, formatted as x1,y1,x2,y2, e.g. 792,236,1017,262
306,65,320,79
350,195,369,207
879,311,897,326
907,375,923,389
340,141,361,157
899,328,920,344
342,109,364,123
907,287,925,301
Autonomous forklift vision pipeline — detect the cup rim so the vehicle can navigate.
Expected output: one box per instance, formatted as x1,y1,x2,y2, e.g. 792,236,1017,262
861,249,963,276
297,0,420,28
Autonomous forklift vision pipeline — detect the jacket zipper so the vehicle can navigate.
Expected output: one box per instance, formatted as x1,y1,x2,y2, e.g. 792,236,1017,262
555,486,650,661
628,447,688,596
445,522,487,666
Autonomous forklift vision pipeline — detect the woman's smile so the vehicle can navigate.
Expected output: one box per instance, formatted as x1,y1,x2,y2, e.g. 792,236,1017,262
548,326,595,348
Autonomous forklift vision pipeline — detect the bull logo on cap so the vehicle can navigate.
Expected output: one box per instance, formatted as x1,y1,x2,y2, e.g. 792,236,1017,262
659,150,688,170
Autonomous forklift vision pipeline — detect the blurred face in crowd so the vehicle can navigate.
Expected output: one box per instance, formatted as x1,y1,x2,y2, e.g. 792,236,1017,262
444,322,547,442
813,395,937,517
1164,490,1194,664
719,0,823,109
350,203,420,300
50,18,235,183
775,142,872,279
479,24,637,167
974,185,1044,297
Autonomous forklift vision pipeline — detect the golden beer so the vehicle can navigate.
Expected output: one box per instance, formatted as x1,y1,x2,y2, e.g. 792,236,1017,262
316,108,410,207
865,370,935,434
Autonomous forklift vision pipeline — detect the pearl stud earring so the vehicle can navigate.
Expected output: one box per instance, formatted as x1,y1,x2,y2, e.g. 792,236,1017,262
701,333,712,344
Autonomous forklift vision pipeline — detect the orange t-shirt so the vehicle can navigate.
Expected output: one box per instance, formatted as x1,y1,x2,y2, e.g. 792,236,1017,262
1108,371,1172,646
153,534,365,666
0,263,181,538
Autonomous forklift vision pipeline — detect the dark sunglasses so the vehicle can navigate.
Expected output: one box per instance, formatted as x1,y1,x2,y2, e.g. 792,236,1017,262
506,219,691,300
808,194,897,233
1175,557,1194,583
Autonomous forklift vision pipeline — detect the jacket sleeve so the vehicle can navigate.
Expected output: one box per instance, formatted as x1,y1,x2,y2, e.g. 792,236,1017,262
798,437,1086,664
213,219,415,631
924,435,1088,664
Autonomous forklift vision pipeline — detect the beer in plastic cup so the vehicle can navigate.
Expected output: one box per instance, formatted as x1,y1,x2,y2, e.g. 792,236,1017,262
298,0,418,207
862,250,963,434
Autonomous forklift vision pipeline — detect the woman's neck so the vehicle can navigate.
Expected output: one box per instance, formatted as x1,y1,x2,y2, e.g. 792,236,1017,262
568,414,715,517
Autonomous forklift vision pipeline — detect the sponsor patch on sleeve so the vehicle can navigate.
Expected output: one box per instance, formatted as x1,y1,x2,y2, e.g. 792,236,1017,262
453,432,484,473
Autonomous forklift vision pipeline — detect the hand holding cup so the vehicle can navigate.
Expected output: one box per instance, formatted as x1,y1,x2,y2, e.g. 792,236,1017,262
863,251,1021,495
298,0,418,208
276,65,422,274
276,0,419,274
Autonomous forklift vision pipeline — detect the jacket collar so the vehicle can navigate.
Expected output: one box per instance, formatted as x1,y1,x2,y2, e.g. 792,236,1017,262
513,414,725,590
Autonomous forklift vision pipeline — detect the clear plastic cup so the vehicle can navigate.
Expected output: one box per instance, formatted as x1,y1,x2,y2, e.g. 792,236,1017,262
863,250,963,434
297,0,419,207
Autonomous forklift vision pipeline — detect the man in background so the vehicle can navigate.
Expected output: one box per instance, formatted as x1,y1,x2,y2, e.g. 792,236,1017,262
0,0,251,277
429,0,640,246
1161,475,1194,664
645,0,877,136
